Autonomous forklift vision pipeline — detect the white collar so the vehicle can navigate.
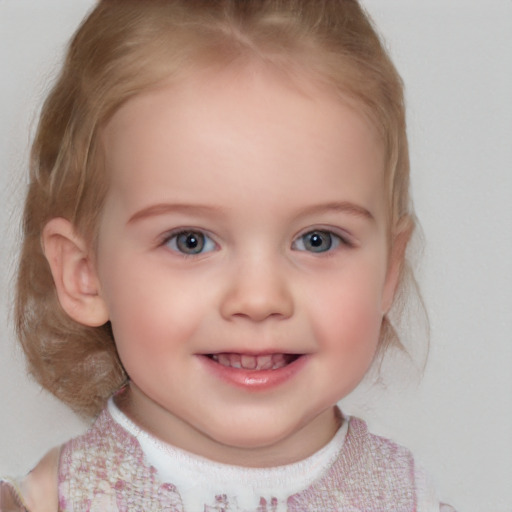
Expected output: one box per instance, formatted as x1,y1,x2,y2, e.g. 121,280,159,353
108,399,348,512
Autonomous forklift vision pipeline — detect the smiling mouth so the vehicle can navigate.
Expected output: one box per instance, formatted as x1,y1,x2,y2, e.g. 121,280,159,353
207,353,301,371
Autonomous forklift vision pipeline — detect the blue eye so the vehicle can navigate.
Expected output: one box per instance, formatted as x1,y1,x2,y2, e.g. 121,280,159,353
293,230,341,253
166,230,216,255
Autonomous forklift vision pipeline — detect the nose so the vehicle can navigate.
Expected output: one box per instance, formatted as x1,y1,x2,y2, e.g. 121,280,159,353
220,255,294,322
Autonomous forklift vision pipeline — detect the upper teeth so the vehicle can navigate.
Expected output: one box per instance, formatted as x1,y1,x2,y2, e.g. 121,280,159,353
211,353,291,370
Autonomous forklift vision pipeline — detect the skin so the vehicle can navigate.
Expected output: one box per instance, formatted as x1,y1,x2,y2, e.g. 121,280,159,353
42,66,404,474
19,447,60,512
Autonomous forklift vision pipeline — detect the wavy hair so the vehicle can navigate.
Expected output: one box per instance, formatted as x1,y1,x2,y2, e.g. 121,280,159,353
16,0,418,417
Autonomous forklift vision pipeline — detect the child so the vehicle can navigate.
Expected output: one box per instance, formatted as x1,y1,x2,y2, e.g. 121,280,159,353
1,0,456,510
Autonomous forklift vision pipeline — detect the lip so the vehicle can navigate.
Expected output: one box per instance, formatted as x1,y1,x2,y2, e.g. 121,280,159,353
198,353,309,391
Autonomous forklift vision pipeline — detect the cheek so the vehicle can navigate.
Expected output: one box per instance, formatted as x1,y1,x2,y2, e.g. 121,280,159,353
320,298,382,354
313,286,383,396
308,266,385,356
98,254,208,358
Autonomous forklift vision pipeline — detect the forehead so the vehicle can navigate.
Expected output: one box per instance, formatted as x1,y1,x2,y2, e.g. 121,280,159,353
100,67,386,219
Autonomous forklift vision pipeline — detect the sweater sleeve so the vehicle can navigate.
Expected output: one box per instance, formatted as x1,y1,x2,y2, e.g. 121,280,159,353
0,479,30,512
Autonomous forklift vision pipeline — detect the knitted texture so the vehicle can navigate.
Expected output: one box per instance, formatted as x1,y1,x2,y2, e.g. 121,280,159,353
58,408,419,512
58,411,183,511
287,418,416,511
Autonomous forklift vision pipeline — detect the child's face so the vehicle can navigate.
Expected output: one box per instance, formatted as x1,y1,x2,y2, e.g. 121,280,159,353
94,68,398,465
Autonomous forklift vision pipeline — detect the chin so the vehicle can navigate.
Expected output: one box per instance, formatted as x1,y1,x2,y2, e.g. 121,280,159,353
197,411,315,466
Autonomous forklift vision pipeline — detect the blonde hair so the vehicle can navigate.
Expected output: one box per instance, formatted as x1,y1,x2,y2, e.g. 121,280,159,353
16,0,416,417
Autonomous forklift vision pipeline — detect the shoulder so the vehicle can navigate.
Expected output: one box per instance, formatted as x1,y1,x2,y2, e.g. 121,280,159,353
346,416,415,464
19,447,60,512
347,417,457,512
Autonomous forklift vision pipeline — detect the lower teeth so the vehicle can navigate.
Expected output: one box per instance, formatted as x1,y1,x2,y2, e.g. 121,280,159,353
209,354,298,371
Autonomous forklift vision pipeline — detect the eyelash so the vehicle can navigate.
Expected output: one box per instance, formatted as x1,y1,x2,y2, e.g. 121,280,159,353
162,229,217,256
292,229,353,254
161,227,353,256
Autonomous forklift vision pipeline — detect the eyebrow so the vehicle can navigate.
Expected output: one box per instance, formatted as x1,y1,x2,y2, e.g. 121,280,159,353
127,203,224,224
128,200,373,224
298,201,374,221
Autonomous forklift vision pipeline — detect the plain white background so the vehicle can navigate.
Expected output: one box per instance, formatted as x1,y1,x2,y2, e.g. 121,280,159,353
1,1,511,510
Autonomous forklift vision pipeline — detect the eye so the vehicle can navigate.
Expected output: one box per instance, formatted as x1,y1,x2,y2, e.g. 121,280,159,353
292,230,343,253
165,230,216,255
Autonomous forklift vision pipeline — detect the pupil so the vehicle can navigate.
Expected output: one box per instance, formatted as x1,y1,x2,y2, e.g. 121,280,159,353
306,231,331,252
310,234,323,247
186,234,198,248
177,231,204,254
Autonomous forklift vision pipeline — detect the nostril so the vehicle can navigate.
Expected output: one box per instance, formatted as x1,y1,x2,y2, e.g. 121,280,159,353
222,295,294,323
219,268,294,322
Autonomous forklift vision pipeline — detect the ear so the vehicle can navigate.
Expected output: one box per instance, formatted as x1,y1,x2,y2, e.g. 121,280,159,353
381,217,413,314
42,217,109,327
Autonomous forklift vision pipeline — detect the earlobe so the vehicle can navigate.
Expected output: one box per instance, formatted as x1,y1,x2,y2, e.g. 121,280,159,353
382,218,413,314
42,217,109,327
